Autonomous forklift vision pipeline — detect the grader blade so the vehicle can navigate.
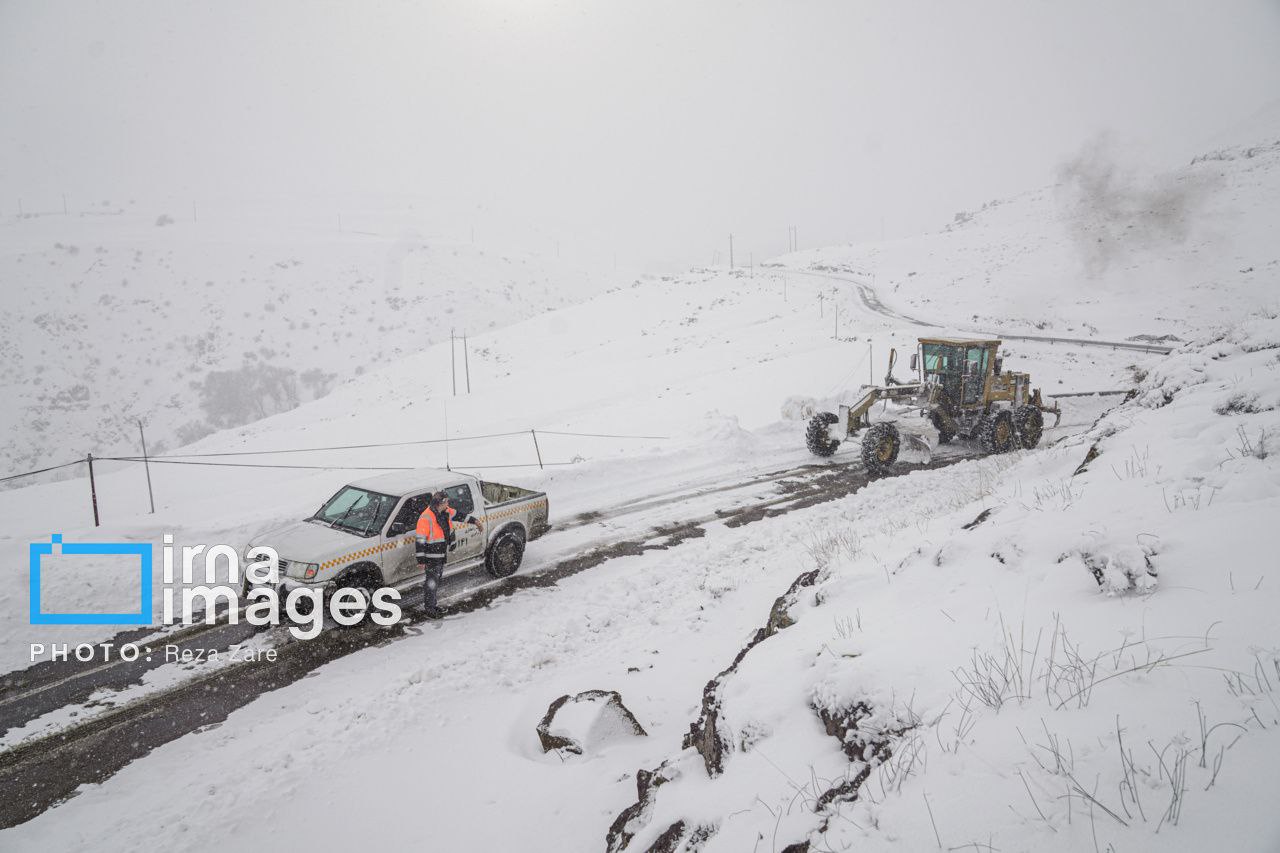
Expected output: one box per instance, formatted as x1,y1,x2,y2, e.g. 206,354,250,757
906,432,931,454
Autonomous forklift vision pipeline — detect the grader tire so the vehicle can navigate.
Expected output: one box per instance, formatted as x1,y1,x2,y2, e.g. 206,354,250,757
805,412,841,457
1014,405,1045,449
860,422,900,475
928,409,956,444
978,410,1015,454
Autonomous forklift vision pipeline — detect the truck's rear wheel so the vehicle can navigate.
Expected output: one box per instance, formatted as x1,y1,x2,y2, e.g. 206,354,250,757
860,422,900,475
486,528,526,579
1014,405,1044,449
979,410,1015,454
806,412,841,457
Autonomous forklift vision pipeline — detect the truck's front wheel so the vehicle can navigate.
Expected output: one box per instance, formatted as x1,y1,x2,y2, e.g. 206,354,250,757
332,565,382,628
486,528,526,579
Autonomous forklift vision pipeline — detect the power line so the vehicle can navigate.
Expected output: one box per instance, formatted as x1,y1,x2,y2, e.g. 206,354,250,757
101,457,413,471
101,456,579,472
143,430,531,459
3,426,669,485
451,462,578,470
140,428,668,459
534,430,670,440
0,457,86,483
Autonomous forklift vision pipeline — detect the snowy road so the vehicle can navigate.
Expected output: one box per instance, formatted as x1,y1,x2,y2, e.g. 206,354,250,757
0,447,986,829
781,266,1177,355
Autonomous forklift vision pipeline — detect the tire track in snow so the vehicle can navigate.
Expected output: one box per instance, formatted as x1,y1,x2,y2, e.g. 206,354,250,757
0,456,850,737
0,452,978,830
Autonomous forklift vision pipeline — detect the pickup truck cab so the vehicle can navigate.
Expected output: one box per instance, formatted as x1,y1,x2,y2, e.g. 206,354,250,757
246,468,549,611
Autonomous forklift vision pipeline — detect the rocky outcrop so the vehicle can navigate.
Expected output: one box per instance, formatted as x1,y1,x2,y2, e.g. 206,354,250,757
811,701,899,811
642,820,717,852
605,761,681,853
682,567,820,776
606,565,828,851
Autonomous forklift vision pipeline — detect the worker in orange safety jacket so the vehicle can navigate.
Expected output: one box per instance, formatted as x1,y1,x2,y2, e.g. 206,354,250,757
416,491,482,619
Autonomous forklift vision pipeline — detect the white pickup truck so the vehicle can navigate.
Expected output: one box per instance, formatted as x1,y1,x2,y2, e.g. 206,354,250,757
245,468,549,609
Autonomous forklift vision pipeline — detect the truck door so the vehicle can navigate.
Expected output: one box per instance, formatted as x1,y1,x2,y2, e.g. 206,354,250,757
384,492,430,582
443,483,486,566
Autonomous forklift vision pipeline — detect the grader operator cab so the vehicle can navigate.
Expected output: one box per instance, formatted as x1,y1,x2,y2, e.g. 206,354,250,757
804,337,1060,474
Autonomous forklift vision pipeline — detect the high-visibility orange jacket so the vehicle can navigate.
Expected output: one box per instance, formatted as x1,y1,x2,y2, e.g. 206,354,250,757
416,506,456,543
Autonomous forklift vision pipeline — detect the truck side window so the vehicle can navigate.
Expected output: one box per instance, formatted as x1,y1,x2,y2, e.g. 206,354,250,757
391,493,430,532
443,484,474,518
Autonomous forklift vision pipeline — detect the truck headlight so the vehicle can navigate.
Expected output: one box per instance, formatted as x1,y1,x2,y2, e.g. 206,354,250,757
286,561,320,580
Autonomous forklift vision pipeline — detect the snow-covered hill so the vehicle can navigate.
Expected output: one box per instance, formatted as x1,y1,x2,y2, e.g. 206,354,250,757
782,128,1280,344
0,120,1277,851
0,204,628,476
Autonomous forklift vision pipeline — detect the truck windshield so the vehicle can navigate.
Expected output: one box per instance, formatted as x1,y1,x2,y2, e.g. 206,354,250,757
312,487,397,537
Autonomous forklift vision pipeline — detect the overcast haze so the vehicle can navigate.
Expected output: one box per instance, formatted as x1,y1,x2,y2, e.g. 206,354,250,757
2,0,1278,268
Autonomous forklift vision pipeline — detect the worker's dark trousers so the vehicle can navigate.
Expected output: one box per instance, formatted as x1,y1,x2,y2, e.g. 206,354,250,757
421,557,446,610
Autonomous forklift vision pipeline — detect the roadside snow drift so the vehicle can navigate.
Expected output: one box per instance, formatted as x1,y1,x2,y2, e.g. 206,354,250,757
606,315,1280,852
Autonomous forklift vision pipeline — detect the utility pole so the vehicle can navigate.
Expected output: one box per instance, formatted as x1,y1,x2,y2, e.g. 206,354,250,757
450,329,457,396
87,453,100,527
818,292,824,318
868,340,874,386
834,302,839,340
463,332,471,393
749,253,754,278
729,234,734,269
62,194,68,215
138,420,155,514
192,201,198,223
530,429,544,469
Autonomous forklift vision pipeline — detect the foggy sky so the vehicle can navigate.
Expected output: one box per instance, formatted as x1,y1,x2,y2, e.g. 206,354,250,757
1,0,1278,269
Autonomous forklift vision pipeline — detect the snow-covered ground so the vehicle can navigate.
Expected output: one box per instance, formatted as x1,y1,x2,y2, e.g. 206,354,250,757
6,317,1277,852
602,315,1280,853
1,118,1278,850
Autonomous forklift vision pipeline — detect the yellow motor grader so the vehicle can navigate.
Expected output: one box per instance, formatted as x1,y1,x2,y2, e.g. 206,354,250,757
805,337,1061,474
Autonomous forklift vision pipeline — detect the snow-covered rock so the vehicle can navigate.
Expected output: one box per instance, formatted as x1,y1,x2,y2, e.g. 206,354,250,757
536,690,648,757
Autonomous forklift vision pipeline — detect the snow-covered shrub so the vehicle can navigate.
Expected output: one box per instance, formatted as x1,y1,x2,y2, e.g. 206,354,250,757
779,395,817,421
1098,546,1159,595
1073,532,1159,596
